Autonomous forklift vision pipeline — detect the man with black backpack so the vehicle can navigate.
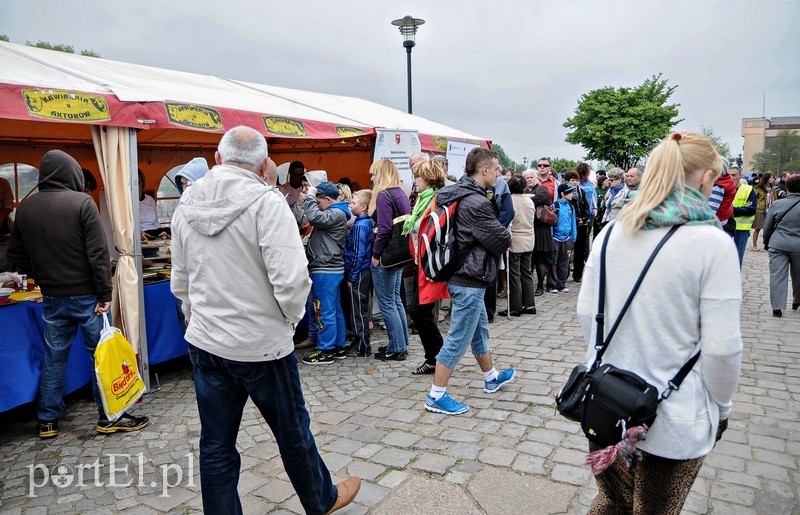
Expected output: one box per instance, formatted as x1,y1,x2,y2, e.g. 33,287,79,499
423,148,516,415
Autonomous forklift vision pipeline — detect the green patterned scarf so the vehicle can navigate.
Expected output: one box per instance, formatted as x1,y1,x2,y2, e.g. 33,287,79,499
644,185,721,230
403,187,437,235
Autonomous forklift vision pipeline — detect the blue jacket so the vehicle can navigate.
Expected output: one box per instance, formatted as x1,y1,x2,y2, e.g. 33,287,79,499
553,198,577,242
488,178,515,228
345,215,373,283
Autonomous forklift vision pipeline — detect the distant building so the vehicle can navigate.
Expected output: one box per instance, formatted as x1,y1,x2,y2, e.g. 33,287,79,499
741,116,800,172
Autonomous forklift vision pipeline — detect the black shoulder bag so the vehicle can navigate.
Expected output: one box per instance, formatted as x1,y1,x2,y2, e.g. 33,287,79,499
555,223,701,448
378,191,413,269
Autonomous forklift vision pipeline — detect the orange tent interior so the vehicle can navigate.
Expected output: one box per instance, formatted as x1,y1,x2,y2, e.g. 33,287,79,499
0,118,377,201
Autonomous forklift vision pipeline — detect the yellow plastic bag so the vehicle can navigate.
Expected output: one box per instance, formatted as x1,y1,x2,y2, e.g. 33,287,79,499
95,313,145,421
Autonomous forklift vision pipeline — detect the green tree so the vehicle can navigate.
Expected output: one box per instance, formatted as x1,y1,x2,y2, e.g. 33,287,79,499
23,39,100,57
563,73,682,170
492,143,520,172
751,130,800,173
551,157,579,172
700,126,731,160
0,34,9,42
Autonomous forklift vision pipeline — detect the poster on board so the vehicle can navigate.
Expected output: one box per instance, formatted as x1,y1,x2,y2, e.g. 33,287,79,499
446,140,481,178
373,129,421,194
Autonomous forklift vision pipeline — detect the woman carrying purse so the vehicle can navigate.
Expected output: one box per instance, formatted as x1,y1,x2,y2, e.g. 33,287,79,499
575,132,743,514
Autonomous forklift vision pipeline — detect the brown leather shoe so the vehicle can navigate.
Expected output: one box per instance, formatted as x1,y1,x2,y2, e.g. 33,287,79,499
326,476,361,514
294,339,315,350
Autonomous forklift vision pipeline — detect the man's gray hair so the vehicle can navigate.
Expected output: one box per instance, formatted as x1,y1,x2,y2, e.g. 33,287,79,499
218,126,267,168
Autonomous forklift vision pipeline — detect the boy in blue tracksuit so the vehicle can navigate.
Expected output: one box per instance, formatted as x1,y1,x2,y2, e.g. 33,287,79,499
548,183,578,293
301,181,352,365
345,189,374,356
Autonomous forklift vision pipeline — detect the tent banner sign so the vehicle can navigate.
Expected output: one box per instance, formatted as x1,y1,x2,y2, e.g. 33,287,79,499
22,89,110,122
165,103,223,131
335,126,367,138
446,140,481,178
263,116,308,138
373,129,421,194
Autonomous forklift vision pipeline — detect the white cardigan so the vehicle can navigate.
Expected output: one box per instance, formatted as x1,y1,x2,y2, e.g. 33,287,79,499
576,223,742,459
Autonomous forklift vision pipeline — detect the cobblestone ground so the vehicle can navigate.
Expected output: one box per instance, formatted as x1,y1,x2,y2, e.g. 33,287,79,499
1,239,798,514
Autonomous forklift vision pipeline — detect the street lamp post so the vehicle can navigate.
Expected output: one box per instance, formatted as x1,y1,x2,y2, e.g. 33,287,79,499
391,15,425,114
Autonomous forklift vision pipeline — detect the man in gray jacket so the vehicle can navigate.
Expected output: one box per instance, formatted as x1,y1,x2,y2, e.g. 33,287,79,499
424,148,516,415
171,126,359,514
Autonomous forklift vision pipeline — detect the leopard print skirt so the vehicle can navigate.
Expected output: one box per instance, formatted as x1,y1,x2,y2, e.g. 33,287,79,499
587,443,704,515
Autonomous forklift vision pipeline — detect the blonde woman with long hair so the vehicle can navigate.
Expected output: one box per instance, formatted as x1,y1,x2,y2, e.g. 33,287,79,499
575,132,743,514
369,159,411,360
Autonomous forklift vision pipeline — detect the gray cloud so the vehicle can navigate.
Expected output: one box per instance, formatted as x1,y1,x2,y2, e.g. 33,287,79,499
2,0,798,164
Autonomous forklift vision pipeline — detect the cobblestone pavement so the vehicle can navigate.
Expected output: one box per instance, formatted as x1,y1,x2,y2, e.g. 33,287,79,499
1,241,798,514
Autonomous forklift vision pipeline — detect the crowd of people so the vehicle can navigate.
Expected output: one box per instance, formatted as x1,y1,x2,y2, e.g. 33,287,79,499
2,124,798,514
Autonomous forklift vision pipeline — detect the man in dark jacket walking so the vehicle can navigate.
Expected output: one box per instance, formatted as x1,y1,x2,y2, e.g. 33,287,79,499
424,148,516,415
9,150,148,438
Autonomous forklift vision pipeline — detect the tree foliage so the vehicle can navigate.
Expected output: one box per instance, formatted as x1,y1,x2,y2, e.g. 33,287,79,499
492,143,521,172
700,126,731,160
0,34,9,42
551,157,579,172
751,130,800,173
563,74,682,170
22,39,100,57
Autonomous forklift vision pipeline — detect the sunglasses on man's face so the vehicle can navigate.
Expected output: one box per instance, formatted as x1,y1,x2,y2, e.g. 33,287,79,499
537,164,550,168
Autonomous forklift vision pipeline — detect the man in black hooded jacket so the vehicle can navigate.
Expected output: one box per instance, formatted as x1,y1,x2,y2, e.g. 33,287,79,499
9,150,148,439
423,148,517,416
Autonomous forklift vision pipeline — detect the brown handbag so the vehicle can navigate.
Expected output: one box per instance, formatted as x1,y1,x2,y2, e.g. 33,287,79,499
536,204,558,226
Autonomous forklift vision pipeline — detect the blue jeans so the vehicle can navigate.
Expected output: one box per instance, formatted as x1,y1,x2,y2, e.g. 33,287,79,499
733,230,750,268
310,272,346,351
189,345,337,515
436,283,491,369
371,263,409,353
38,295,104,421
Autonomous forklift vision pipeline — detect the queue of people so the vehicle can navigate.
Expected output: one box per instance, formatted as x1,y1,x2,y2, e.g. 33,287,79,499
2,125,798,515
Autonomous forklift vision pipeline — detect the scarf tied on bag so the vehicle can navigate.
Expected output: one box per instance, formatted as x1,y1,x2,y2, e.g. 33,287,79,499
643,185,721,230
586,425,649,474
402,187,437,236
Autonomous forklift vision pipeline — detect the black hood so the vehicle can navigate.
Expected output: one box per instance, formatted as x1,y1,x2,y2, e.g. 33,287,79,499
435,175,485,206
38,150,84,193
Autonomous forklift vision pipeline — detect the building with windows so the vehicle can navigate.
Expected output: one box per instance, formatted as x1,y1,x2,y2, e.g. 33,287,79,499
741,116,800,172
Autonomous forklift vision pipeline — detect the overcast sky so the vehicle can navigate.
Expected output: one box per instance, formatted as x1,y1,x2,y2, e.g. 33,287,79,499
2,0,798,165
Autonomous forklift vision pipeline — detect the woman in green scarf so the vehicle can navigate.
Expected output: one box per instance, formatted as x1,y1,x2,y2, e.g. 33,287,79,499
402,160,447,375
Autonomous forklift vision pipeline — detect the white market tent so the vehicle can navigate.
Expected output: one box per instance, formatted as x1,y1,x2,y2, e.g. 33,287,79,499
0,41,488,387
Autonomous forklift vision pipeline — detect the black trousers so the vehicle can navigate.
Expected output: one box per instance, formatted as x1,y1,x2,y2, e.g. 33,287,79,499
508,251,535,311
408,278,443,365
573,216,593,281
483,254,501,320
347,270,372,355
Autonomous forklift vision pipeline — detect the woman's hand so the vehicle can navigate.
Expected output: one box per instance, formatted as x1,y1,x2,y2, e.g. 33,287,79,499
371,257,379,267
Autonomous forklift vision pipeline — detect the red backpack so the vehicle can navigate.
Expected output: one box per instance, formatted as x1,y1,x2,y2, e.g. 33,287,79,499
417,195,461,282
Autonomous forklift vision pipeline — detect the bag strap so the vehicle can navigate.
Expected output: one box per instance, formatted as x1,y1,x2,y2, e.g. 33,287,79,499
592,223,682,370
383,190,399,218
594,222,702,400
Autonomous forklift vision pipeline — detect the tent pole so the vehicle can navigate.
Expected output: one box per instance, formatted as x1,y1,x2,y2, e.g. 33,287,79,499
129,128,150,391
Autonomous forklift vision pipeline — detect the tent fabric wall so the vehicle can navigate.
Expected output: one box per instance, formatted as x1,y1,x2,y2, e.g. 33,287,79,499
91,126,142,355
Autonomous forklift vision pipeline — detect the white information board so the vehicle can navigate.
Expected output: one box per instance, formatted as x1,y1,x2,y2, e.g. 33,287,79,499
373,129,421,194
446,140,481,178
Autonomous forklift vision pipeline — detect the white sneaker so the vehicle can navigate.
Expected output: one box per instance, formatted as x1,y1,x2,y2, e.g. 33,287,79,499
560,288,570,293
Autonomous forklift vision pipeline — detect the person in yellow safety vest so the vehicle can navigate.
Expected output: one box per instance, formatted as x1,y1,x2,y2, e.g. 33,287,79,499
729,167,757,268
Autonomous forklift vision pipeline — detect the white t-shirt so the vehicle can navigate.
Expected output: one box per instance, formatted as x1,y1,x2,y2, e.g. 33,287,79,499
577,223,742,459
139,194,159,230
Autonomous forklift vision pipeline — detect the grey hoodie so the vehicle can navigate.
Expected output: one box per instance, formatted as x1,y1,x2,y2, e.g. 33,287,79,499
170,164,312,362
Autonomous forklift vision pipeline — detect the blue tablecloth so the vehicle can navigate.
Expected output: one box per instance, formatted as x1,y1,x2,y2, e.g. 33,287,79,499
0,281,189,413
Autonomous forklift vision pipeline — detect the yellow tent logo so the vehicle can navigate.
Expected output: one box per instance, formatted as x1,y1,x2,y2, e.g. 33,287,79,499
336,126,366,138
165,103,223,131
22,90,110,122
434,136,447,152
263,116,307,137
